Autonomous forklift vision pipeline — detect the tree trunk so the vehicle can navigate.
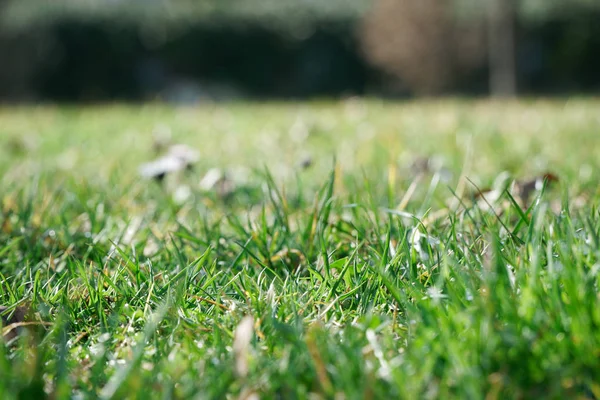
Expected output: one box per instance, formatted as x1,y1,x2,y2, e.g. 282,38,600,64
488,0,517,97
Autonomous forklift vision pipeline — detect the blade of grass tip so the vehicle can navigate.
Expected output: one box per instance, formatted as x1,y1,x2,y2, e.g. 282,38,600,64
142,281,155,319
318,163,337,228
32,269,41,308
21,173,40,222
387,163,396,209
343,203,370,241
185,248,213,284
361,169,383,238
319,226,332,282
108,239,142,286
337,281,366,303
449,134,473,209
379,207,416,220
263,167,290,232
326,246,360,302
465,177,524,246
257,205,276,270
445,186,480,233
418,172,441,216
369,263,406,309
525,179,553,246
379,221,392,270
302,191,319,249
99,301,170,400
172,226,207,247
229,236,253,270
525,202,548,284
307,266,325,284
525,199,543,246
99,261,127,300
227,213,251,240
233,239,283,279
560,184,570,214
506,189,531,236
168,231,189,271
383,208,428,247
397,174,421,212
157,246,212,296
585,216,600,251
74,259,100,308
491,232,514,293
53,311,71,399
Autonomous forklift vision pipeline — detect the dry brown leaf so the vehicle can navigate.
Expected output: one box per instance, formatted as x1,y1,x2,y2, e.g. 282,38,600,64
513,172,559,206
199,168,236,198
472,172,558,211
409,156,432,176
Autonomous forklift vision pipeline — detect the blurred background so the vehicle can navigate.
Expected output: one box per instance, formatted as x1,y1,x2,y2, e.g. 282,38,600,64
0,0,599,103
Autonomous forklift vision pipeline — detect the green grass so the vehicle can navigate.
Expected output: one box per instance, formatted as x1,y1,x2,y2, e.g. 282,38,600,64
1,99,600,399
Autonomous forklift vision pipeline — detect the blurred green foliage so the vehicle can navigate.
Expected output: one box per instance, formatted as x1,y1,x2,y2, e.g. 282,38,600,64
1,0,370,34
0,0,599,99
4,0,599,31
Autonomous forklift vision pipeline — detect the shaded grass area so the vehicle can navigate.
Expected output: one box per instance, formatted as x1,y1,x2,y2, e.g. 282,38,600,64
1,99,600,398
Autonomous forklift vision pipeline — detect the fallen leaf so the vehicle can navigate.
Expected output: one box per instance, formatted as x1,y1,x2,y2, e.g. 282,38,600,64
139,143,200,182
513,172,559,205
167,144,200,166
409,156,431,176
199,168,236,199
408,155,447,177
199,168,225,191
139,156,187,182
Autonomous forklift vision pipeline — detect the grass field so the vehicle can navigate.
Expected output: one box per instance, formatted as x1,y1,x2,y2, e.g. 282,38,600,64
1,99,600,399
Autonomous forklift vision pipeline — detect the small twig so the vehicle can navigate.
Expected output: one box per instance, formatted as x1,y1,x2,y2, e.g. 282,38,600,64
193,296,228,311
2,321,53,336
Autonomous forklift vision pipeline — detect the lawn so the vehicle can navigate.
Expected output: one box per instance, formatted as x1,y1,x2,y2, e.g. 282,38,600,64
1,98,600,399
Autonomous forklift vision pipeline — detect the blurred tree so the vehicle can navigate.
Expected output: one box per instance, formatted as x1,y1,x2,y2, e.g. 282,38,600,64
0,0,371,100
360,0,600,96
488,0,517,97
360,0,486,95
0,0,599,100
